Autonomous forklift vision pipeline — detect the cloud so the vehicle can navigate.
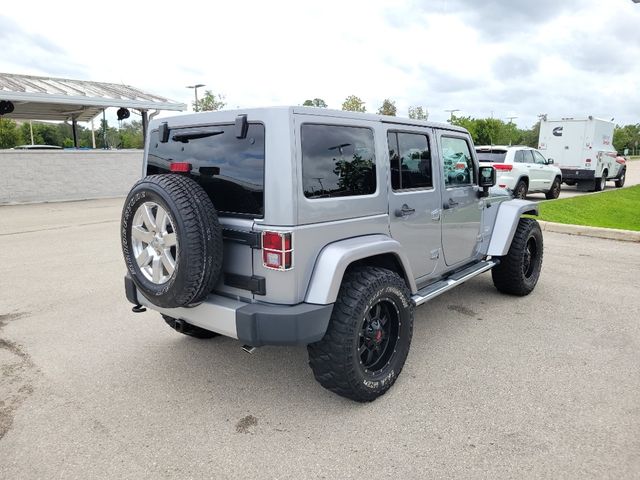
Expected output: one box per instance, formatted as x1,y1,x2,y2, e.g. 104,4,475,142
0,15,87,78
493,54,539,78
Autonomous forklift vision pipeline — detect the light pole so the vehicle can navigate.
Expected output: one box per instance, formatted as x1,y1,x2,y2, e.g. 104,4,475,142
445,109,460,122
187,84,205,112
505,116,518,146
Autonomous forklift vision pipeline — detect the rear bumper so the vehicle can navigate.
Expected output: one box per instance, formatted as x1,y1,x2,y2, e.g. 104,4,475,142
124,275,333,346
561,168,594,181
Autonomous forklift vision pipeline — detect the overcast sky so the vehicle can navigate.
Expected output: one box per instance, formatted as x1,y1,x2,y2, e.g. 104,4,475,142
1,0,639,127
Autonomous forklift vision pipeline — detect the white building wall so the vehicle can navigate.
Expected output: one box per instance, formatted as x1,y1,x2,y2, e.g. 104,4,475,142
0,150,143,204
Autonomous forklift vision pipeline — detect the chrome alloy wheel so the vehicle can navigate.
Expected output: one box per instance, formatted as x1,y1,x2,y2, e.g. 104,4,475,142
131,202,178,284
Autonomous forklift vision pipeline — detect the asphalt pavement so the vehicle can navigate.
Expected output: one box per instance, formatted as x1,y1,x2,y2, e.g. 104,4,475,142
1,199,639,479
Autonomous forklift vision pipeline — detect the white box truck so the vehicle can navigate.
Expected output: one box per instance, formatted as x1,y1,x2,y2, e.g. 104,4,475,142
538,117,626,191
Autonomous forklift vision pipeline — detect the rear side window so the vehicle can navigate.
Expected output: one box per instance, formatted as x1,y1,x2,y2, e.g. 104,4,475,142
387,131,433,190
147,123,265,217
476,150,507,163
301,124,376,199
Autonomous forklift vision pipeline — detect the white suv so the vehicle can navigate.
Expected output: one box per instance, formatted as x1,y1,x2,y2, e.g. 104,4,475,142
475,145,562,199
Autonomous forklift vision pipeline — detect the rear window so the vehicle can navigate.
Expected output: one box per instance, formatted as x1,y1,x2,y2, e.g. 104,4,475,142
475,150,507,163
147,123,265,217
301,124,376,199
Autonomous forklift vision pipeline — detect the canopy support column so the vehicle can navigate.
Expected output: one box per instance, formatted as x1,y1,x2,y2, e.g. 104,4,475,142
141,110,149,145
71,118,78,148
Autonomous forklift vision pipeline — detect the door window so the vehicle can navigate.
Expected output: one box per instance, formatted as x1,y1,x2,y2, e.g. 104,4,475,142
387,132,433,190
441,136,474,187
533,151,547,164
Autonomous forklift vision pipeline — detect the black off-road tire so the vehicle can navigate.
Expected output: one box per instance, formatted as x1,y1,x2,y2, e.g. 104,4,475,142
545,177,561,199
121,174,223,308
615,169,626,188
491,218,543,296
163,315,219,339
307,267,414,402
514,179,528,199
594,170,607,192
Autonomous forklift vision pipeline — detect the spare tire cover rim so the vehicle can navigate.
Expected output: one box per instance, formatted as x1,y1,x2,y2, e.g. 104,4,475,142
131,201,178,285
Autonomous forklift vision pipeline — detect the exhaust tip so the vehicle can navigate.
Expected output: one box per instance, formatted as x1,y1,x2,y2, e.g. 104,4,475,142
241,345,257,354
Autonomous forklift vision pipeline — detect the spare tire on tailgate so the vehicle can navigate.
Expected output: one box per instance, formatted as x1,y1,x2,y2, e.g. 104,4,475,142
121,174,223,308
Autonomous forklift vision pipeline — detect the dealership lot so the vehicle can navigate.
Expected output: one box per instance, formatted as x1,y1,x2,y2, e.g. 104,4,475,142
1,199,639,479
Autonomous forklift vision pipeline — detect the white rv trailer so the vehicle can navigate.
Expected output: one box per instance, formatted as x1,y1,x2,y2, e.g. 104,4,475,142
538,117,626,191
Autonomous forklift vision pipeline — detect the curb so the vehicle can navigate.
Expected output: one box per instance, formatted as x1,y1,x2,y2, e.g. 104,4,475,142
538,220,640,243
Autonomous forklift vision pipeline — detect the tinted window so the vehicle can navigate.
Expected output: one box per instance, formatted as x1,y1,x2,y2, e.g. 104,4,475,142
521,150,535,163
388,132,433,190
476,150,507,163
514,151,525,163
302,124,376,199
533,151,547,164
147,123,265,217
441,136,474,187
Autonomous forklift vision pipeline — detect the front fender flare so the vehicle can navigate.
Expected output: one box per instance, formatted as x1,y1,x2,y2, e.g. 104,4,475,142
487,199,538,257
487,199,539,257
304,235,417,305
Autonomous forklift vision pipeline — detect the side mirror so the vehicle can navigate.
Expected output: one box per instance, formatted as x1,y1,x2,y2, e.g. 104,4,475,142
478,165,496,197
547,158,554,164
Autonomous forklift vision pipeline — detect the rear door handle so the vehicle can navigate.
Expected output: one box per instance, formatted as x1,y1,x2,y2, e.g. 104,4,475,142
395,204,416,217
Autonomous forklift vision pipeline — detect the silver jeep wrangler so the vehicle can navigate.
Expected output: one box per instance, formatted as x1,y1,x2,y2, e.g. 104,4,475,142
121,107,542,402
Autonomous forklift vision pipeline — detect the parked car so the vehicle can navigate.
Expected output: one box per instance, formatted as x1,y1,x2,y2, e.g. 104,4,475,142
121,107,543,402
12,144,63,150
475,145,562,199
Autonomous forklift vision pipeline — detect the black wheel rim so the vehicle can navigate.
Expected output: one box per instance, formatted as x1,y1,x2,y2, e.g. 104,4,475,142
553,182,560,196
358,299,400,373
517,184,526,199
523,237,538,278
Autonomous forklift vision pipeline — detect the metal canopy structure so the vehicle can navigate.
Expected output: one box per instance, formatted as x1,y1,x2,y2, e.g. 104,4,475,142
0,72,186,146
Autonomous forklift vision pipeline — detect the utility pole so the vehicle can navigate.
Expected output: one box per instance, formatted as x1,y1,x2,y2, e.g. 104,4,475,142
445,109,460,122
187,84,205,112
505,116,518,146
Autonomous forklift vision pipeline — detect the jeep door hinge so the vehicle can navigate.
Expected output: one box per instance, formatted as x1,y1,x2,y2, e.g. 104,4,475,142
430,248,440,260
431,209,441,221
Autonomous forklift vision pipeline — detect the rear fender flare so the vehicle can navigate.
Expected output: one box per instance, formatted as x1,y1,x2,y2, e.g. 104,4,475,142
304,235,417,305
487,200,539,257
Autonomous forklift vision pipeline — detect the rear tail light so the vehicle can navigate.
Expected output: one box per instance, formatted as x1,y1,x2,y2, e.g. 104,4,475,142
455,162,467,170
493,164,513,171
262,231,293,270
170,162,192,173
585,158,592,163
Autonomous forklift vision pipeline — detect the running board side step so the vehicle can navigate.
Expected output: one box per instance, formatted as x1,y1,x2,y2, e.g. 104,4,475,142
411,260,498,307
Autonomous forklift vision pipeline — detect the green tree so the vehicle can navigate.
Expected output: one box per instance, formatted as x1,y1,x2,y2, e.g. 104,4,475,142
194,90,226,112
341,95,366,113
408,105,428,120
613,124,640,154
520,121,540,148
0,118,23,148
377,98,397,116
302,98,328,108
119,120,144,149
